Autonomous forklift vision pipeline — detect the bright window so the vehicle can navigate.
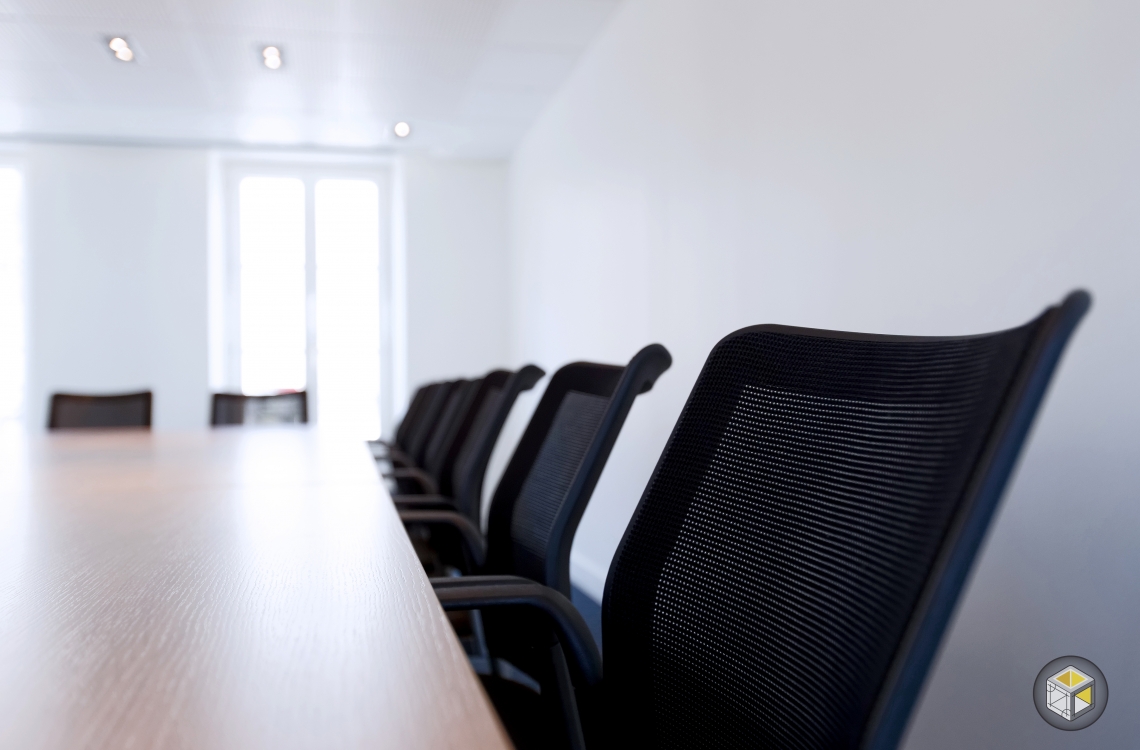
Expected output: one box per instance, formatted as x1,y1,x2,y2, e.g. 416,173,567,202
239,177,307,395
0,168,22,425
236,174,382,437
315,179,381,437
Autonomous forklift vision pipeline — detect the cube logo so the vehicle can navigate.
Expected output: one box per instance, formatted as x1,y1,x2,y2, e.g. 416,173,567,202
1034,657,1107,730
1046,667,1093,720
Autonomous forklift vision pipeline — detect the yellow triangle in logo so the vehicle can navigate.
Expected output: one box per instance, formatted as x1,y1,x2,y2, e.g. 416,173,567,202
1057,670,1081,686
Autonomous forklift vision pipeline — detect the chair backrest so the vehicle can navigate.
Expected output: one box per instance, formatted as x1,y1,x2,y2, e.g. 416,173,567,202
395,385,432,448
600,292,1090,750
48,391,153,429
211,392,308,426
421,379,476,480
485,345,672,596
431,372,505,499
449,365,545,521
404,381,455,466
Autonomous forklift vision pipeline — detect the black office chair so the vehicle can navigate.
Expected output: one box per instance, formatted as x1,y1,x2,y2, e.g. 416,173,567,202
414,344,671,748
211,392,308,425
434,291,1089,750
391,381,459,470
385,379,475,494
421,379,483,486
371,384,433,459
394,384,433,447
403,345,671,586
48,391,153,429
393,367,545,574
389,367,545,505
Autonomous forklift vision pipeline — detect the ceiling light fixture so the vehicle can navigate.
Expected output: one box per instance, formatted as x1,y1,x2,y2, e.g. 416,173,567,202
262,46,282,70
393,122,411,138
108,37,134,62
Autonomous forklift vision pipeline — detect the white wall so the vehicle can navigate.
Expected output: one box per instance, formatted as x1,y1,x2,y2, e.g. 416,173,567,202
26,144,210,430
22,146,510,433
509,0,1140,745
405,157,512,389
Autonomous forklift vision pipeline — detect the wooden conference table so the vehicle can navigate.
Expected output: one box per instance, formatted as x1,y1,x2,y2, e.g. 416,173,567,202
0,427,511,750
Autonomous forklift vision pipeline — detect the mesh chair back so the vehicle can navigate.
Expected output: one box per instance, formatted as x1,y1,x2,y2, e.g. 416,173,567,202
48,391,153,429
395,385,432,448
486,345,672,596
450,366,545,521
601,292,1089,750
422,379,476,479
211,392,308,426
435,372,504,499
404,382,455,466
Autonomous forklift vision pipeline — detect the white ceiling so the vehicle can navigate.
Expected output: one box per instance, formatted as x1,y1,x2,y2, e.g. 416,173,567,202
0,0,622,157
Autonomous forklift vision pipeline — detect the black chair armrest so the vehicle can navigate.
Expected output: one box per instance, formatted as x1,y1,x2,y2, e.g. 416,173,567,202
391,494,458,511
399,510,486,567
375,446,413,464
431,575,602,687
368,441,404,461
383,467,439,494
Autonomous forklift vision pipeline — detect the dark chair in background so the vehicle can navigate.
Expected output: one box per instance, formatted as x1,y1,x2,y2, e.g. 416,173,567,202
413,378,484,492
436,292,1089,750
393,365,545,569
211,392,308,426
371,384,433,460
408,344,672,748
385,379,473,493
483,349,669,595
383,366,545,500
387,381,456,470
403,346,670,583
48,391,153,429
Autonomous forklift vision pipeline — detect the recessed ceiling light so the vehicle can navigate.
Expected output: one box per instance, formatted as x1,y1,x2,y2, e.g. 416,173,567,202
263,46,282,70
108,37,134,62
393,122,411,138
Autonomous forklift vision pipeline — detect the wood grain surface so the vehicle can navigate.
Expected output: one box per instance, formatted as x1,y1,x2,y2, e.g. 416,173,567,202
0,427,512,750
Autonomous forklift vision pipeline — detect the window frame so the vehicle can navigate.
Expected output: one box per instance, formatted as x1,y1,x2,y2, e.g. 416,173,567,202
0,149,25,428
215,155,400,435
